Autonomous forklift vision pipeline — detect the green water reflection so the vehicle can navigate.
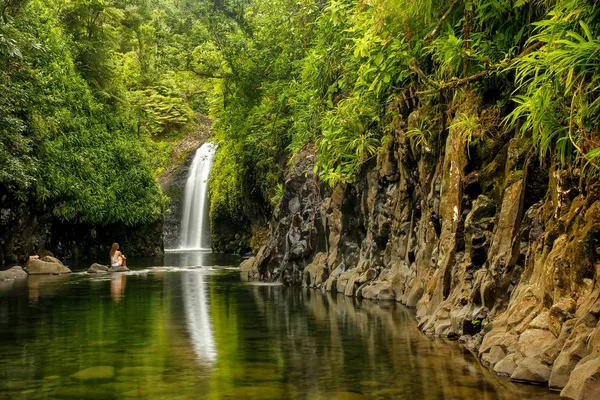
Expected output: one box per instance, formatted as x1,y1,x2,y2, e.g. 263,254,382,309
0,254,558,399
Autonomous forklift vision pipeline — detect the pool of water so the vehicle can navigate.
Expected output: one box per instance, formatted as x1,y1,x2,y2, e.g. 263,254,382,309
0,252,558,399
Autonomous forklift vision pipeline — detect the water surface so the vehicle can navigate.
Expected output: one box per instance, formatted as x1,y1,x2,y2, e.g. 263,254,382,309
0,252,558,399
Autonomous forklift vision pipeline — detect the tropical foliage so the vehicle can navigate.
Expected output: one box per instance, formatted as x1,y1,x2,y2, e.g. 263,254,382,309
206,0,600,233
2,0,599,238
0,0,222,226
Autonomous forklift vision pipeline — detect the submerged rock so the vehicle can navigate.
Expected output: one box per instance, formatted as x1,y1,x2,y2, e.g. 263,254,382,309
24,258,71,275
88,263,109,274
0,266,27,281
70,366,115,381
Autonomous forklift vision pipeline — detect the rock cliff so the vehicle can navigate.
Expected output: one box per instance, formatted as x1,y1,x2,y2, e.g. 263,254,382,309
242,97,600,398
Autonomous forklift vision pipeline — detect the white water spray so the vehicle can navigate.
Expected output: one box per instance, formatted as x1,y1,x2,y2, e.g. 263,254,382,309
179,143,217,250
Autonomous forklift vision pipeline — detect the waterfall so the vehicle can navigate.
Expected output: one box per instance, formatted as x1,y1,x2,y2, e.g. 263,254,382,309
179,143,217,250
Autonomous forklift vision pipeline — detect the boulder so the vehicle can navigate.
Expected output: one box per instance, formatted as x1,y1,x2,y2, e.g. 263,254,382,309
108,266,129,273
0,266,27,281
549,323,594,390
24,258,71,275
516,328,556,358
40,256,64,265
494,352,522,376
560,354,600,400
240,256,257,281
88,263,109,274
510,356,552,384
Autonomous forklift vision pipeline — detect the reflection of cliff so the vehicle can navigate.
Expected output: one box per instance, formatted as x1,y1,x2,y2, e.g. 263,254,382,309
181,271,217,363
247,284,556,399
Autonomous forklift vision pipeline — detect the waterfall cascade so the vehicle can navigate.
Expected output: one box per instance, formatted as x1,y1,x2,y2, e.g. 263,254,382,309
179,143,217,250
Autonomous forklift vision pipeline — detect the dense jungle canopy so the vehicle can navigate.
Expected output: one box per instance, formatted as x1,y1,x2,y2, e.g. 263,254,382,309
1,0,599,240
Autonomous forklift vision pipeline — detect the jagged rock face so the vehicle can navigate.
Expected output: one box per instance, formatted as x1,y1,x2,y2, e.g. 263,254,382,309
251,151,329,283
244,102,600,397
0,197,52,264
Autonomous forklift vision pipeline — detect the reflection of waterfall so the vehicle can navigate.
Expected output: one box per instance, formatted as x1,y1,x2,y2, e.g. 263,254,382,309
179,143,217,250
182,272,216,363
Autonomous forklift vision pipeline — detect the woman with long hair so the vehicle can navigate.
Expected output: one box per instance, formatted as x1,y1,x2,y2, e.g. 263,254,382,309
109,243,127,268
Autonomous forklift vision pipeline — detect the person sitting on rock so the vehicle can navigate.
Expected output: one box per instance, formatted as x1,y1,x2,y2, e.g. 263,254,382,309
109,243,127,268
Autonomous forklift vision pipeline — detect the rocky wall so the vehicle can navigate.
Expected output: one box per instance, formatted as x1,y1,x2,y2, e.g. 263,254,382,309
0,196,163,265
242,98,600,398
0,196,51,265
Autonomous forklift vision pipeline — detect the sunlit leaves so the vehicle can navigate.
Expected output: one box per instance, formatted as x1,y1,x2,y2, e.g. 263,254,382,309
506,0,600,169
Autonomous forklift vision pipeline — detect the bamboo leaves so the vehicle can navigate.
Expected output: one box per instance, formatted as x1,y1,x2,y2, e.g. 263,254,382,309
507,0,600,170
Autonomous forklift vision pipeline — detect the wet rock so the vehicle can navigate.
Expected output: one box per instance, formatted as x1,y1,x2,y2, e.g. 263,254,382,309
88,263,109,274
240,256,257,281
108,266,129,273
482,345,506,367
548,297,576,336
302,252,328,288
549,322,594,390
24,258,71,275
356,268,377,284
494,352,522,376
362,280,395,301
560,354,600,400
516,329,556,358
0,266,27,281
510,356,551,384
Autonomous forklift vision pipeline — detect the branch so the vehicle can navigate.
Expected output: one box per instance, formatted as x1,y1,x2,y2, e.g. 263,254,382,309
410,58,440,89
424,0,460,42
416,42,544,95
